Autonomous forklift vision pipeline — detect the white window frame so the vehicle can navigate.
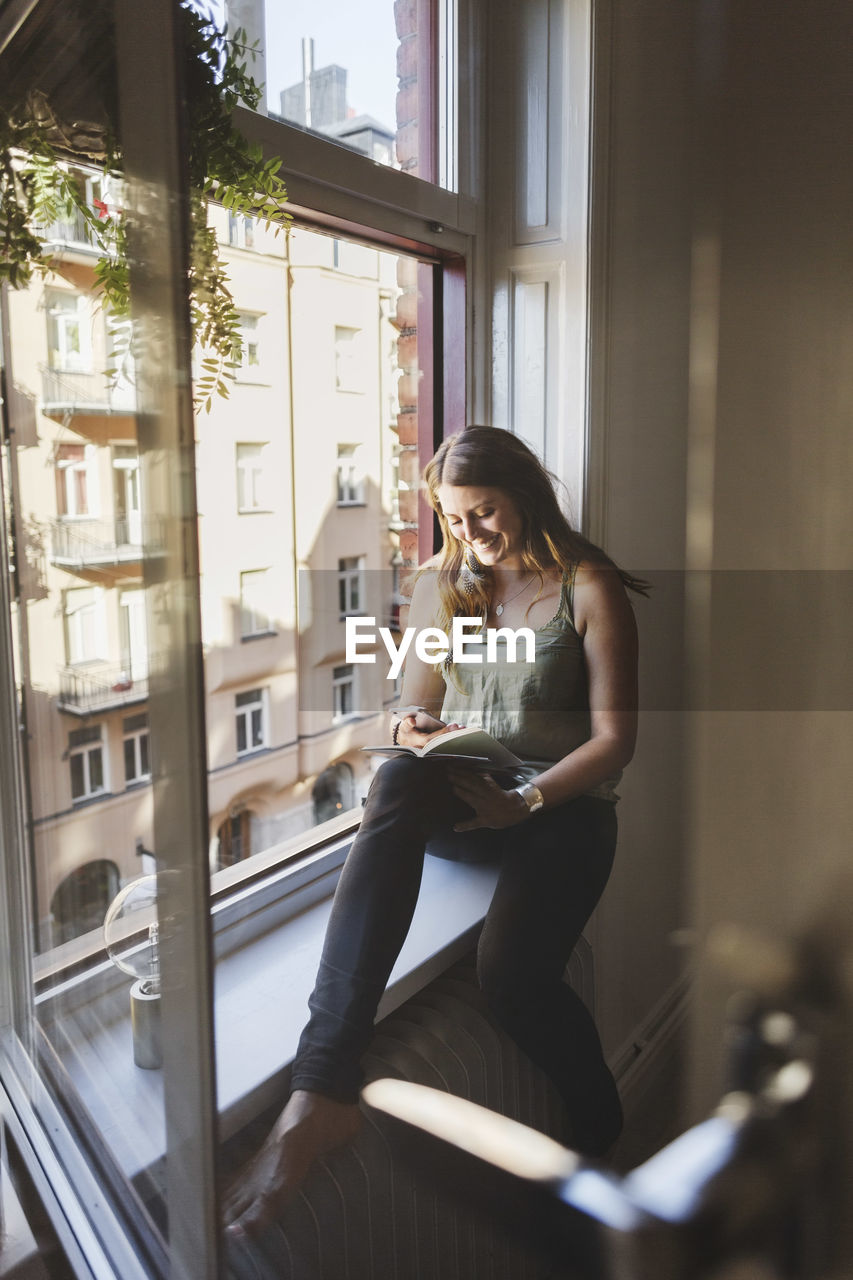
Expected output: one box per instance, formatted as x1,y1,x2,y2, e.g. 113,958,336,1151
235,311,263,377
334,324,366,392
240,568,273,638
235,687,268,756
56,443,97,519
122,714,150,785
336,443,365,506
227,212,256,249
332,663,358,723
46,289,93,372
338,555,365,618
235,442,269,513
112,446,142,543
69,726,107,803
64,587,106,666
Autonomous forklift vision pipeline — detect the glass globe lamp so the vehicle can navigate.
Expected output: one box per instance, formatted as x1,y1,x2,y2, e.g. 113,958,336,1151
103,875,162,1069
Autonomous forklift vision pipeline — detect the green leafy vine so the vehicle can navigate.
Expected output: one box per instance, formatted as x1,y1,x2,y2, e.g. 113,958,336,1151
0,1,289,411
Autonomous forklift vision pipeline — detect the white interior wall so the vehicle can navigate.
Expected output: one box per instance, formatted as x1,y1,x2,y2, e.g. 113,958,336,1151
480,0,696,1071
585,2,695,1064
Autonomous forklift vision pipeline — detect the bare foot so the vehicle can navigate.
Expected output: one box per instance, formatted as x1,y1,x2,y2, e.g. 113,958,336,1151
223,1090,362,1237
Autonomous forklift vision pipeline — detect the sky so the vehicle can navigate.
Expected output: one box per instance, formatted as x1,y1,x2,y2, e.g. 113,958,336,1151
213,0,400,130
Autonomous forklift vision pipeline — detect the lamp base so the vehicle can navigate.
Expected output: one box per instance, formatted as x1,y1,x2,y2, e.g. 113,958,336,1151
130,980,162,1069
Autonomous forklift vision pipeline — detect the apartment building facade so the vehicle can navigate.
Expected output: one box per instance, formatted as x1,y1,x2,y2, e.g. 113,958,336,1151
6,194,410,950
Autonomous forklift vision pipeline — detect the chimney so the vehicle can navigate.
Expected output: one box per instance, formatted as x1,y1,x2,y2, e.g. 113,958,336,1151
302,37,315,128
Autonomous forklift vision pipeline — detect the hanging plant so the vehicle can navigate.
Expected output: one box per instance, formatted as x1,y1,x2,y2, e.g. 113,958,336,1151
0,1,290,412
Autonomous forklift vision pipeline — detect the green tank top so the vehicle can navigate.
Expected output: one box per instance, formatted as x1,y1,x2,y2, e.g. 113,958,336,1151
439,569,621,803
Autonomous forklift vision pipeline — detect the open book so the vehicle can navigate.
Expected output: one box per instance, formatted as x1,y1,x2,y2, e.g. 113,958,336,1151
363,726,524,772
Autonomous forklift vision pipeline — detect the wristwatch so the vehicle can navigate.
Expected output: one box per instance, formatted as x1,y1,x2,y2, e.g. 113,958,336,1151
514,782,545,815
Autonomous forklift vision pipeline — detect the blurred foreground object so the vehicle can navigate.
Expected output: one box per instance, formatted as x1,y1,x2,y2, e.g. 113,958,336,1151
364,909,851,1280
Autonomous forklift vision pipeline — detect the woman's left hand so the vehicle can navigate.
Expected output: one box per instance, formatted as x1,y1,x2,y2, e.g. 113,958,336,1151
448,768,529,831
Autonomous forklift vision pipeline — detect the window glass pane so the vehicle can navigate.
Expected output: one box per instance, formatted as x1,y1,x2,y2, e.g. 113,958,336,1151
211,0,452,186
236,442,268,511
88,744,104,791
123,734,137,781
69,751,85,801
0,5,194,1268
240,568,271,636
199,222,428,869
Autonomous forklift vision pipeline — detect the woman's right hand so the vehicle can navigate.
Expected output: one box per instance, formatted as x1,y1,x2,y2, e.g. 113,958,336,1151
397,713,463,749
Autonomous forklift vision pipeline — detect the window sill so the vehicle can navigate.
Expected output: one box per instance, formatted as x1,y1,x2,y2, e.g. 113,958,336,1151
69,791,112,809
40,849,500,1183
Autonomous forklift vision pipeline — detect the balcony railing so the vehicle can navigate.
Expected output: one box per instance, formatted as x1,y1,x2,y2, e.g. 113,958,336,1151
41,366,136,416
41,211,99,255
58,661,149,716
51,518,144,569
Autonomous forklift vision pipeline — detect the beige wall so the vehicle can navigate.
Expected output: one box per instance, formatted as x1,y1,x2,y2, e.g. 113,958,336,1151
586,1,695,1064
682,2,853,1128
578,0,853,1164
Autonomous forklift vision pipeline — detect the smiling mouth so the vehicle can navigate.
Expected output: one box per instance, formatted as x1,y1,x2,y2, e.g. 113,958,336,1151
472,534,499,550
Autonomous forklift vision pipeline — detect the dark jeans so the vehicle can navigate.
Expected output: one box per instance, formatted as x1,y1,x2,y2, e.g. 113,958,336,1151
291,756,622,1155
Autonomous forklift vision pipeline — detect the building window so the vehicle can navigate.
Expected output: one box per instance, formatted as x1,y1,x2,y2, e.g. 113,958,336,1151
217,810,252,867
236,442,269,512
112,445,141,543
46,289,92,371
119,588,148,681
227,213,255,249
123,713,150,785
312,762,355,824
332,664,357,722
338,556,365,617
55,443,93,518
64,587,105,665
334,325,365,392
240,569,273,638
50,859,120,946
235,688,267,756
235,313,261,373
336,443,365,505
69,725,106,802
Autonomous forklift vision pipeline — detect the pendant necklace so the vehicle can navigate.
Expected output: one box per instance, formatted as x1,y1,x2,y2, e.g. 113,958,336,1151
494,574,536,617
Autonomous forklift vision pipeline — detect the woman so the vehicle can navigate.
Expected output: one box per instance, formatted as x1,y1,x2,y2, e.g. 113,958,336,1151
225,427,644,1236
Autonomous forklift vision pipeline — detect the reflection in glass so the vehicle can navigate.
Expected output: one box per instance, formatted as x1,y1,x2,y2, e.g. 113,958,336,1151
218,0,445,183
0,2,173,1265
199,218,426,870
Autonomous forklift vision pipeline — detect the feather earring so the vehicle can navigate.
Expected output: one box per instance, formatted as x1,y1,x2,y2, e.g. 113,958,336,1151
460,548,486,597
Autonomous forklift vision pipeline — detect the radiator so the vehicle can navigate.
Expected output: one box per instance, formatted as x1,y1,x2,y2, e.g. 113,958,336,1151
227,949,594,1280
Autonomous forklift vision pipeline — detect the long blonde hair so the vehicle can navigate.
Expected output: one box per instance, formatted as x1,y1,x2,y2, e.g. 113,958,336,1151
421,426,649,633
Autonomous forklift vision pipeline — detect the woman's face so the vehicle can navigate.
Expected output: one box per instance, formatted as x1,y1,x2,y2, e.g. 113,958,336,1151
436,485,525,568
